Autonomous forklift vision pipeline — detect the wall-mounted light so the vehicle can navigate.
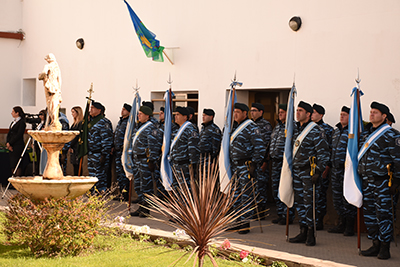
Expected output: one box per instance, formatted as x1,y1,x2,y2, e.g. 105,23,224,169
76,38,84,49
289,16,302,32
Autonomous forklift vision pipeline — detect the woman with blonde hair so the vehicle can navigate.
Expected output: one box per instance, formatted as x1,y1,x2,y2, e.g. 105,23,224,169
68,106,83,175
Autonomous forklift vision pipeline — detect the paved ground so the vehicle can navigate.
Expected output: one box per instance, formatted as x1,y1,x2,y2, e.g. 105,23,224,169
1,189,399,267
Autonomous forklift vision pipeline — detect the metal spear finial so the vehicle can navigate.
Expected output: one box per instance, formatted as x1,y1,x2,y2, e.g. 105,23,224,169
87,83,94,100
132,79,140,93
230,71,242,89
355,68,361,89
167,73,173,89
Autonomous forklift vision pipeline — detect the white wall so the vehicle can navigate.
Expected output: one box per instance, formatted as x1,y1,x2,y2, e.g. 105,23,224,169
0,0,23,123
1,0,400,129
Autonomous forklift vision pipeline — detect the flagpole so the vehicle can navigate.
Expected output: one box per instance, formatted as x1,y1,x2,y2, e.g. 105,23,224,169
355,72,362,253
162,50,174,65
78,83,94,176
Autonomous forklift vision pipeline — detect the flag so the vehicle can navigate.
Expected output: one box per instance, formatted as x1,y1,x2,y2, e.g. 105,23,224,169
77,99,90,159
344,87,364,208
219,87,237,193
122,90,141,180
278,84,297,207
160,89,174,190
124,0,164,62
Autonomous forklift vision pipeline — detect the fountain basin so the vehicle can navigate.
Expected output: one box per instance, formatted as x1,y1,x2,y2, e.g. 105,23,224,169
8,176,98,201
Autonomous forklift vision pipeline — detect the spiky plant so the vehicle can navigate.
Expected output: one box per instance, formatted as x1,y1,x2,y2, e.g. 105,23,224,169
146,158,255,267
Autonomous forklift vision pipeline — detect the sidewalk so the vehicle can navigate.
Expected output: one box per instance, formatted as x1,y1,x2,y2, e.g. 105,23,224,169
1,190,399,267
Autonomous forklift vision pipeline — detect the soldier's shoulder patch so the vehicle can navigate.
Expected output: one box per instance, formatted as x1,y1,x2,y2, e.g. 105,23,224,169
191,131,198,137
152,129,158,136
266,124,272,131
320,130,325,139
396,137,400,146
254,128,261,135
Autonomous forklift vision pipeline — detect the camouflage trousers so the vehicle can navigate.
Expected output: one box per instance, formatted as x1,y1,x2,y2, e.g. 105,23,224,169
316,173,329,223
231,162,255,222
271,159,295,219
114,151,129,193
362,178,393,243
293,165,319,228
256,162,269,206
172,163,192,192
88,151,110,192
331,166,356,218
134,157,155,202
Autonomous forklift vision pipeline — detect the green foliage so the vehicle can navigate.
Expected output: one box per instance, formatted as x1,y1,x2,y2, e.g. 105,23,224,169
153,237,167,245
271,261,288,267
170,243,180,250
209,244,218,257
2,193,110,257
138,234,150,243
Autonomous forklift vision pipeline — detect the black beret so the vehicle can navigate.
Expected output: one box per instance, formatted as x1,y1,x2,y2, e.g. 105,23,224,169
175,106,189,116
92,101,105,111
187,106,195,115
278,104,287,111
341,106,350,114
123,103,132,112
203,108,215,116
313,103,325,115
160,106,165,112
370,101,390,115
251,103,264,111
139,105,153,116
234,103,249,112
298,101,313,114
142,101,154,111
387,112,395,123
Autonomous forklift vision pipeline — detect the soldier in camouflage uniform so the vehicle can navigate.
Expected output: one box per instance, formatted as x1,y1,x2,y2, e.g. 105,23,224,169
112,103,131,200
199,108,222,171
270,104,295,225
187,106,199,133
311,103,334,230
250,103,272,219
359,102,400,260
327,106,357,236
288,101,330,246
170,106,200,191
230,103,266,234
159,106,165,128
87,102,113,192
130,105,161,217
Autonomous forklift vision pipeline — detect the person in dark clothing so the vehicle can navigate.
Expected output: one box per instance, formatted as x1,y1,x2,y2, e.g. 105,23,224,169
68,106,83,176
7,106,26,176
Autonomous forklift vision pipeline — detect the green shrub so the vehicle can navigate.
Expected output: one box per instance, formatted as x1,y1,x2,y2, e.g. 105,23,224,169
2,193,110,257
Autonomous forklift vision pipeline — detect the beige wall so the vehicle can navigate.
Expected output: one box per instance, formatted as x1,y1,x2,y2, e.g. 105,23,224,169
1,0,400,130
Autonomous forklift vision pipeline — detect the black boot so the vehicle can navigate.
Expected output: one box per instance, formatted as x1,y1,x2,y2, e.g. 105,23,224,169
343,216,355,236
328,216,346,233
238,222,250,234
139,207,150,218
272,215,282,224
289,226,308,243
306,227,316,246
361,239,381,257
377,242,391,260
130,206,144,217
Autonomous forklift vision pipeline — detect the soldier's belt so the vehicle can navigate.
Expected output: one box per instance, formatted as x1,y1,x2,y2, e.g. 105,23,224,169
90,149,102,153
367,174,389,183
173,159,190,165
135,154,147,159
233,158,252,166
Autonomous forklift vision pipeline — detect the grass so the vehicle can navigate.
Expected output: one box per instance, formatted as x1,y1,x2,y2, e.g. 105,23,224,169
0,214,252,267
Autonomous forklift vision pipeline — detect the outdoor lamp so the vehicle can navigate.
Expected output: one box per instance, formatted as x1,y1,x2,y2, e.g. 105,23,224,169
76,38,84,49
289,16,302,31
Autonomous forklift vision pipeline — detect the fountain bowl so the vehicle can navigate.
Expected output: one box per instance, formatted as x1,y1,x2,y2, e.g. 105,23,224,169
8,176,98,201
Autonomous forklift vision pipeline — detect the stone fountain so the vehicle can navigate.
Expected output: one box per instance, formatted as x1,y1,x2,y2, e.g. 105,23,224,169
8,53,98,201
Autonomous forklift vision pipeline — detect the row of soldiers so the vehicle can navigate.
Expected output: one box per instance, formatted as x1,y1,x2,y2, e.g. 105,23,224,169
85,98,399,260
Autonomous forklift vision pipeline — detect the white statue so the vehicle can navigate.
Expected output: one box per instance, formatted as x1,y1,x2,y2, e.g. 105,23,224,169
38,53,62,131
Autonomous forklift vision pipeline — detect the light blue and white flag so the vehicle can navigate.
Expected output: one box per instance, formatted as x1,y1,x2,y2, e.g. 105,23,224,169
278,84,297,207
219,87,237,193
122,90,141,180
160,89,174,191
344,87,364,208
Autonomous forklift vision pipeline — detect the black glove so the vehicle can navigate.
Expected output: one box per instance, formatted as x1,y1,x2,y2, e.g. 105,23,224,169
248,161,256,178
389,180,400,195
311,172,320,185
148,161,155,172
100,155,106,166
